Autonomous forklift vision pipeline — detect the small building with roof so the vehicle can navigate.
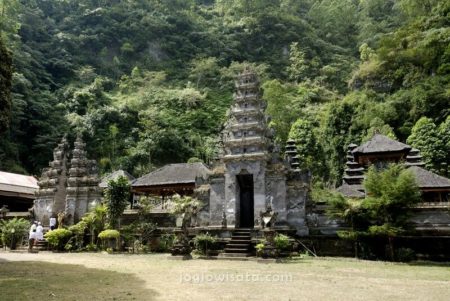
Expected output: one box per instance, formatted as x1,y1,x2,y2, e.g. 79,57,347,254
352,134,412,167
132,163,210,197
333,134,450,235
0,171,38,217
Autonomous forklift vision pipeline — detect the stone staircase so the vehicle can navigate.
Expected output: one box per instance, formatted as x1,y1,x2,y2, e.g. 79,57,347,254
219,229,253,259
34,239,48,251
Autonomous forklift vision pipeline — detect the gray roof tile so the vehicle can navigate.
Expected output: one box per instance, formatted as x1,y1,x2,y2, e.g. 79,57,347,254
132,163,210,187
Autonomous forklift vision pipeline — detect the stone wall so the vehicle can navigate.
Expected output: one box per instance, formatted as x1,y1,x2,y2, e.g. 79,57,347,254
208,175,225,226
285,171,310,235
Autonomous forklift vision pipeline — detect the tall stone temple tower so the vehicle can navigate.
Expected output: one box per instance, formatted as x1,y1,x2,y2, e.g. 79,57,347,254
204,68,310,234
34,135,102,225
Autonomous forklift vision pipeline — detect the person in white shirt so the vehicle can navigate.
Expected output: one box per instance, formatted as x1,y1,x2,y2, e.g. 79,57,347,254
35,222,44,241
28,221,37,252
49,216,57,231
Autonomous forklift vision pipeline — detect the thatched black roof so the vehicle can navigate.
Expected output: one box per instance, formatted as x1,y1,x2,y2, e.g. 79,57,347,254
99,170,135,188
352,134,411,154
132,163,210,187
336,184,365,198
408,166,450,189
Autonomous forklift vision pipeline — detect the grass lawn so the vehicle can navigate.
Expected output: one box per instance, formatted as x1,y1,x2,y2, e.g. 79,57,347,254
0,252,449,301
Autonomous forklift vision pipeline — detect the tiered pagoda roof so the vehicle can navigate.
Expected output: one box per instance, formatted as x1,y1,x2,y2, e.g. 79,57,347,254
285,139,301,171
222,68,270,162
35,136,69,199
343,144,364,186
337,134,450,198
405,148,426,167
66,135,101,196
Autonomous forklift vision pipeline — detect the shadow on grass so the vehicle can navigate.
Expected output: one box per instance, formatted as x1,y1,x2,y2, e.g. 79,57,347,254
0,260,158,301
406,260,450,268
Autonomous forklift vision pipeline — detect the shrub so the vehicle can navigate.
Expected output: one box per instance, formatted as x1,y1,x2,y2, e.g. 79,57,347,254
69,221,88,236
86,243,98,252
64,243,73,251
98,229,120,240
44,229,72,251
69,221,88,250
0,218,29,249
274,234,291,251
193,232,217,255
395,248,416,262
98,229,120,250
255,242,265,257
157,233,176,252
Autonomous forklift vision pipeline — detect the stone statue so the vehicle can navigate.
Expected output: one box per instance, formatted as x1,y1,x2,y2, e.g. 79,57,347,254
0,205,9,219
191,205,199,227
260,204,278,229
221,210,227,228
171,203,193,258
181,205,192,230
57,211,65,229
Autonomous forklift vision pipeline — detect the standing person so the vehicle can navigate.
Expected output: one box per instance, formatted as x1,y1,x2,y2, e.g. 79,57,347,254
28,221,37,252
49,215,57,231
35,222,44,242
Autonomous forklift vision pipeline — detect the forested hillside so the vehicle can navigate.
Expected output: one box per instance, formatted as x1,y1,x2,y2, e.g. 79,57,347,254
0,0,448,186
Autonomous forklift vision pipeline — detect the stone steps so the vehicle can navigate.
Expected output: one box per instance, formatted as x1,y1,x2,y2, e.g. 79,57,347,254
220,229,254,259
34,240,48,251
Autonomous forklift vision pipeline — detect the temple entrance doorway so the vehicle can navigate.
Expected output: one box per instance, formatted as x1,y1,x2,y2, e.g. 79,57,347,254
237,174,254,228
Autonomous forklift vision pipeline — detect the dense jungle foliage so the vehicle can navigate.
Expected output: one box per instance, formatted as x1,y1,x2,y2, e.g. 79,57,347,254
0,0,448,186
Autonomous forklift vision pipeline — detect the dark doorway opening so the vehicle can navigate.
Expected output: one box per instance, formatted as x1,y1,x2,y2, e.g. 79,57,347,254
237,174,254,228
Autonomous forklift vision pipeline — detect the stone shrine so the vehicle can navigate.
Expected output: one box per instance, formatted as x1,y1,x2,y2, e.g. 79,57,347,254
197,68,310,234
34,135,102,225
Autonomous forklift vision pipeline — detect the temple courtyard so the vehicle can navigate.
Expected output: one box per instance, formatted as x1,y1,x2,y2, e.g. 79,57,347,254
0,252,449,301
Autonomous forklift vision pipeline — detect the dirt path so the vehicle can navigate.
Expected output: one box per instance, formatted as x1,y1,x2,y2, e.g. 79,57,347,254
1,252,449,301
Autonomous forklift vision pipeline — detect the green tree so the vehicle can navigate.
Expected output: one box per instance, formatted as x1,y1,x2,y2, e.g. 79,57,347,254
105,176,131,229
287,42,308,83
82,204,108,246
438,116,450,175
0,0,21,40
263,79,298,144
363,117,396,142
407,117,446,173
188,57,220,88
328,164,421,260
288,118,324,174
0,37,11,134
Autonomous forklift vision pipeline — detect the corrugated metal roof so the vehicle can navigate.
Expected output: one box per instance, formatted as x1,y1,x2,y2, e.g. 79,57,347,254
0,171,38,195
